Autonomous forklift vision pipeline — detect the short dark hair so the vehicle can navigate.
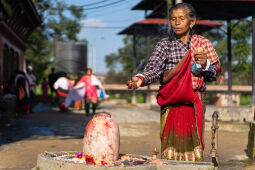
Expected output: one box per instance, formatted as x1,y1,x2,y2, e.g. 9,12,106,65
168,3,197,40
86,68,92,72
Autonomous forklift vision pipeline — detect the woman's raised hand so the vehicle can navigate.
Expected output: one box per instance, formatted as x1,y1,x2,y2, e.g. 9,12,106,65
126,76,142,89
194,48,207,69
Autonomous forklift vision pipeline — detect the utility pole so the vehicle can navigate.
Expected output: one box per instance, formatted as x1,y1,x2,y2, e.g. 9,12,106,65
94,46,96,74
252,14,255,113
146,35,151,105
90,44,93,69
166,0,172,22
131,32,137,104
175,0,183,4
227,20,232,107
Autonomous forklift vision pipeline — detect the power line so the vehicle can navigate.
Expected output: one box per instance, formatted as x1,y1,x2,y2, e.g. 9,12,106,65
86,0,134,15
83,0,125,10
103,17,142,23
88,5,129,17
81,26,125,29
51,0,125,10
80,0,113,7
42,1,139,27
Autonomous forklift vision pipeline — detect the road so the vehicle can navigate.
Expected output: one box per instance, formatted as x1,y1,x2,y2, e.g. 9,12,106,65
0,103,254,170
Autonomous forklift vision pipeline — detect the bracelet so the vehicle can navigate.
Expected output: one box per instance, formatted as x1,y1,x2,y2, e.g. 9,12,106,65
136,76,145,86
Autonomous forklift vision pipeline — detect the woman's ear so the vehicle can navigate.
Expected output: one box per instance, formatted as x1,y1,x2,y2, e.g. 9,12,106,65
190,18,196,29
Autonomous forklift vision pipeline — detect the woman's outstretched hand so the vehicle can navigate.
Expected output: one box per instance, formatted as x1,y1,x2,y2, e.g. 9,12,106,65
126,76,143,89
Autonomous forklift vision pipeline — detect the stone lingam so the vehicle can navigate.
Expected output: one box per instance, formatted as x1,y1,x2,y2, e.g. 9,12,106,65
33,112,215,170
83,112,120,162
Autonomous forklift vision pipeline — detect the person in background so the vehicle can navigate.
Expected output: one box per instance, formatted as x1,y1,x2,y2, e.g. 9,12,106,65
26,66,37,112
15,70,30,114
41,78,48,104
54,72,73,111
48,67,58,104
80,68,103,116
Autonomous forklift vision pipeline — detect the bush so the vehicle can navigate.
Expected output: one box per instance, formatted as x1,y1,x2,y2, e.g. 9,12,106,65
240,95,251,106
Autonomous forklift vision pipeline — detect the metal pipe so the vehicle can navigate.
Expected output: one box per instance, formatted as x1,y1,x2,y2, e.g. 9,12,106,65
227,20,232,107
211,111,219,169
132,33,137,104
146,35,151,104
166,0,172,26
252,14,255,112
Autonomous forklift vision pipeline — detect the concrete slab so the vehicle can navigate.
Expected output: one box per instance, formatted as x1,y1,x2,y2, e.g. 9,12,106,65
33,152,214,170
205,105,253,122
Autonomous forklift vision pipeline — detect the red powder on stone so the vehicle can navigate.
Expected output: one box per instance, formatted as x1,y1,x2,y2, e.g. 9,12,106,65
86,119,96,132
85,155,96,165
101,160,108,165
104,121,112,128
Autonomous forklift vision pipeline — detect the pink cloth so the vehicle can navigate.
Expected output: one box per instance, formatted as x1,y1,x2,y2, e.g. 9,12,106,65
81,75,98,103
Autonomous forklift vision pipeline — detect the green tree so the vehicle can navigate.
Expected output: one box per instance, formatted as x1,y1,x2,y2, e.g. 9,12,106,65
231,20,252,85
25,0,85,80
105,35,162,80
203,19,252,85
104,69,129,84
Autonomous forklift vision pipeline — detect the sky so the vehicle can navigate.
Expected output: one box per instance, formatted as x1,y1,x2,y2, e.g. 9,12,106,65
65,0,146,75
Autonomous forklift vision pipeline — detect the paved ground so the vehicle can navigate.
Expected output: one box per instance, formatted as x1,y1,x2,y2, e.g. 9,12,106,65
0,103,254,170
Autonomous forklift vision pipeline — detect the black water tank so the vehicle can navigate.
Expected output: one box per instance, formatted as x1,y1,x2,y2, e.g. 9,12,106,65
55,41,87,74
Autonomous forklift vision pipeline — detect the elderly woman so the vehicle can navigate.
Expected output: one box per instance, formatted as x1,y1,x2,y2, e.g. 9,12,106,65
127,3,221,161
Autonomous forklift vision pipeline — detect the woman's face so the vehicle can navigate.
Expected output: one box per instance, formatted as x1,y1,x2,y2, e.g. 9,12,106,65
170,8,195,36
86,70,92,75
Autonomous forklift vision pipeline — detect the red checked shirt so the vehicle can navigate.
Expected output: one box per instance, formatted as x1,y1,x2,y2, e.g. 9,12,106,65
138,34,221,91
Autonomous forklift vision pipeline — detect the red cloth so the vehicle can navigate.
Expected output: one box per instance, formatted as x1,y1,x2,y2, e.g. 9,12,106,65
57,89,68,97
157,51,204,149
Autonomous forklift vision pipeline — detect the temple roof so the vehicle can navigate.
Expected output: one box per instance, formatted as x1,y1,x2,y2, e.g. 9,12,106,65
119,18,223,35
133,0,255,20
0,0,42,42
187,0,255,20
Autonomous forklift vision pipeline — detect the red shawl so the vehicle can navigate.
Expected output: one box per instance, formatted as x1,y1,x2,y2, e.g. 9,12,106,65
157,51,204,149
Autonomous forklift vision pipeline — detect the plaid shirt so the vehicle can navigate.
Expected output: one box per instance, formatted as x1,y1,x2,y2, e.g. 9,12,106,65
139,35,221,90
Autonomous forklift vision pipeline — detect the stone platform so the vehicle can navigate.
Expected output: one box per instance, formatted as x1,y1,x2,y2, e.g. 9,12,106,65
32,152,214,170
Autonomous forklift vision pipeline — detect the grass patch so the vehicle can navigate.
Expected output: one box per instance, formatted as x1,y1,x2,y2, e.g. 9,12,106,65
136,94,145,103
205,94,251,106
240,95,251,106
205,94,210,104
110,94,132,103
110,94,145,103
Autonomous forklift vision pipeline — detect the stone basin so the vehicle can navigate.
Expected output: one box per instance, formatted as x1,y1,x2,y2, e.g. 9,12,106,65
32,151,215,170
